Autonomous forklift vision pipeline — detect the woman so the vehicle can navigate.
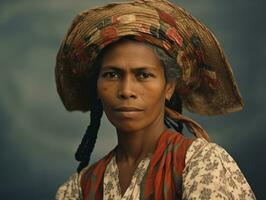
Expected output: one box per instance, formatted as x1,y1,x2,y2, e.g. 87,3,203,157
55,0,255,199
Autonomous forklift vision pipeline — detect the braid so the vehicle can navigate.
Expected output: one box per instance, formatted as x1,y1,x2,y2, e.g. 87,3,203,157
75,100,103,173
165,92,184,132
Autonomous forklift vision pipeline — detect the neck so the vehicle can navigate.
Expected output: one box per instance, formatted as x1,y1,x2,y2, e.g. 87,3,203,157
115,114,167,165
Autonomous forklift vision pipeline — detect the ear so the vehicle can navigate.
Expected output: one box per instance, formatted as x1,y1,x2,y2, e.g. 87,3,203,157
165,80,176,101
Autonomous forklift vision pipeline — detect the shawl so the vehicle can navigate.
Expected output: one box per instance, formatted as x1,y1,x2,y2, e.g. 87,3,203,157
80,130,193,200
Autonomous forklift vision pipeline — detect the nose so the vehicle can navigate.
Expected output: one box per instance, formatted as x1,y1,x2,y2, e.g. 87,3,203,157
117,77,137,99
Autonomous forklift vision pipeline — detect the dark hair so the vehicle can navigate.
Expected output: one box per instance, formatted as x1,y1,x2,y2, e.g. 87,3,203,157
75,99,103,173
75,36,183,173
143,41,183,132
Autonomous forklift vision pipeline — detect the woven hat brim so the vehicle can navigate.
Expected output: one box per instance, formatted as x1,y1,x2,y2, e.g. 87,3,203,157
55,0,243,116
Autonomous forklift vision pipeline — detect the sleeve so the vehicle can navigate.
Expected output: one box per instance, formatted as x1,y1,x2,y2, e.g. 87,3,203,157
182,138,256,200
55,173,83,200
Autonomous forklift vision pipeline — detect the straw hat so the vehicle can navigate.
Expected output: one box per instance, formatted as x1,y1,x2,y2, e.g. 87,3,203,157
55,0,243,116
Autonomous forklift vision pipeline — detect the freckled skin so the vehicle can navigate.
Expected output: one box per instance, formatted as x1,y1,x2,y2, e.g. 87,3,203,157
96,40,176,194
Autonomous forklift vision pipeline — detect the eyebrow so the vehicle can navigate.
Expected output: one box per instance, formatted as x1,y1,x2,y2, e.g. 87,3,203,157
100,65,159,72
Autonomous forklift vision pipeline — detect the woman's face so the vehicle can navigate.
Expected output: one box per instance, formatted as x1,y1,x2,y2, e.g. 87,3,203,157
97,40,176,133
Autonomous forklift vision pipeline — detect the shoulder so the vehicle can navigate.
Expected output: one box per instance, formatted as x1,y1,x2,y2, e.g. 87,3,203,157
80,149,115,181
55,156,109,200
156,130,195,174
55,173,82,200
184,138,243,172
163,130,194,147
55,151,114,200
182,138,256,199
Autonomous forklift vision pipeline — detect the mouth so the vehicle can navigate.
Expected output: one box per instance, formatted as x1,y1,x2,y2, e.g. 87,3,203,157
111,106,144,119
114,106,143,112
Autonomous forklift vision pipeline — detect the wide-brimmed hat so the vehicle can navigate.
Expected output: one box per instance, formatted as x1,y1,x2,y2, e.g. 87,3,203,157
55,0,243,116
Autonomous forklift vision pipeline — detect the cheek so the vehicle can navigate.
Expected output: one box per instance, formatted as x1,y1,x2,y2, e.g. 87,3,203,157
97,80,114,106
144,82,167,104
97,80,106,99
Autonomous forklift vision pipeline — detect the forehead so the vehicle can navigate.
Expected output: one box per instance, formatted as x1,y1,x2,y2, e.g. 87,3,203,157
101,40,163,70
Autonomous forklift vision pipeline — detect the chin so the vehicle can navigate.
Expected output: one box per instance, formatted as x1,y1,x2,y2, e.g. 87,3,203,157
111,120,146,134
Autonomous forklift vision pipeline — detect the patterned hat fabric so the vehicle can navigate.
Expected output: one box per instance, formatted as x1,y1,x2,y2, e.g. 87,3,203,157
55,0,243,116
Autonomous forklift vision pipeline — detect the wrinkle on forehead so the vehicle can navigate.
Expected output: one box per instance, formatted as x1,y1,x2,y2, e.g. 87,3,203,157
100,39,163,71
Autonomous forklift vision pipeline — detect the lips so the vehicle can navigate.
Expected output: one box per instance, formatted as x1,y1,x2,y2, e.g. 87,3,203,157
114,106,143,112
112,106,144,118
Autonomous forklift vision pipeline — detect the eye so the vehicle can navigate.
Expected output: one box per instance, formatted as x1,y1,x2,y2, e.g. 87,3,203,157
137,72,155,80
101,71,120,80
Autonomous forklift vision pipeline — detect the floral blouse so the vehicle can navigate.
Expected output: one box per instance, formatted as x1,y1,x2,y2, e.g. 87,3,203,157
55,138,256,200
103,154,151,200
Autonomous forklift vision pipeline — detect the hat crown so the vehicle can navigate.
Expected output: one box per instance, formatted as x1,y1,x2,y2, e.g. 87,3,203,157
55,0,243,115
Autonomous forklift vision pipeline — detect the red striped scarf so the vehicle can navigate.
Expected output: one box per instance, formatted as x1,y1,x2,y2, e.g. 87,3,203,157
81,130,193,200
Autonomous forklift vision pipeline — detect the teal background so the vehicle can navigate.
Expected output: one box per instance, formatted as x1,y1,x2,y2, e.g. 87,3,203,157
0,0,265,199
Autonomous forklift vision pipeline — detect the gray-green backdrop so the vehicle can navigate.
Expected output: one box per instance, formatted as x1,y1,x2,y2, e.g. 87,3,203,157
0,0,265,199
